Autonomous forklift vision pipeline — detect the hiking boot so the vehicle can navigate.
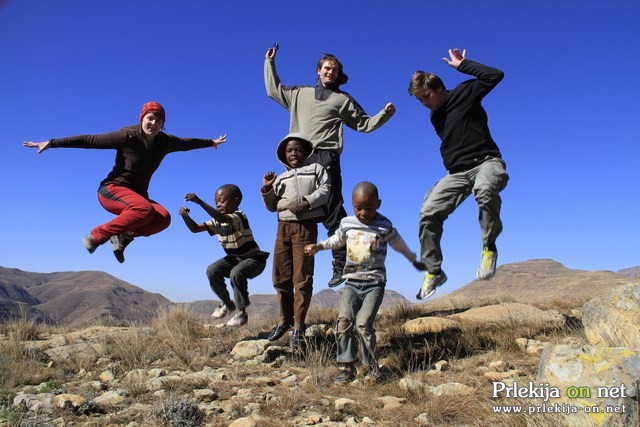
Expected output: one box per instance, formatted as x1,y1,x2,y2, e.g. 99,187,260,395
416,271,447,300
211,302,236,319
267,322,293,341
477,247,498,280
289,328,306,351
83,234,100,254
334,364,356,384
364,367,383,384
226,311,248,327
328,261,345,288
110,232,133,263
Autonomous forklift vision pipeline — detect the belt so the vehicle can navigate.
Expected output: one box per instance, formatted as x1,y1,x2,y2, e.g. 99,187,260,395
448,155,499,174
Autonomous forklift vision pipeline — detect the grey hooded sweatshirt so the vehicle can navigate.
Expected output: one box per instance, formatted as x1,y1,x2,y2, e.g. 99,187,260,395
261,133,330,222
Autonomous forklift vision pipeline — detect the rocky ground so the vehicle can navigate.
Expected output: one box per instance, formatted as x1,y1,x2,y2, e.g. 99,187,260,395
2,284,639,426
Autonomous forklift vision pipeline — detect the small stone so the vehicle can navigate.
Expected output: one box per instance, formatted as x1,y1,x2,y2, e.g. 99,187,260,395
434,360,450,371
99,370,115,382
335,398,357,411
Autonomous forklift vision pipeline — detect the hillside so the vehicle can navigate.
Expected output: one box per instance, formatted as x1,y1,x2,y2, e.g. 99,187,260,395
3,259,637,326
0,266,172,326
617,265,640,278
438,259,637,306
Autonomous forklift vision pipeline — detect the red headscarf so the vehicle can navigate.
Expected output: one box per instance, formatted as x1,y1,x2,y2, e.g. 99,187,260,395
139,102,166,123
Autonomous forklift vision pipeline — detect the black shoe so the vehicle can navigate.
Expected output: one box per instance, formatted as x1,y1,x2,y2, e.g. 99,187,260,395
328,262,345,288
110,232,133,263
267,323,292,341
334,364,356,384
289,329,306,351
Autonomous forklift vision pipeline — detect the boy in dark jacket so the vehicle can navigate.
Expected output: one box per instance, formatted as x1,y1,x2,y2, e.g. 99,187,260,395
409,49,509,300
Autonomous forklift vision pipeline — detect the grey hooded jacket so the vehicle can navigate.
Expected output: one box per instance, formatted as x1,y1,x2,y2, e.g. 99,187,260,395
261,133,330,222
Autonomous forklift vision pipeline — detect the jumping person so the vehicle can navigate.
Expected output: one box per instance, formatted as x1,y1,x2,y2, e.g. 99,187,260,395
178,184,269,327
24,102,227,262
408,49,509,300
265,45,395,287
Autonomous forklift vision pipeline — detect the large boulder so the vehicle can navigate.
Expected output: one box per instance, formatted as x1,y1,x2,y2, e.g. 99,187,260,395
402,317,462,336
582,283,640,347
448,303,564,332
536,344,640,426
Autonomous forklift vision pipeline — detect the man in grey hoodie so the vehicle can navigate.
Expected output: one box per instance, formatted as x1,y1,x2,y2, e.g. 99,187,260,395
264,46,395,287
261,133,330,350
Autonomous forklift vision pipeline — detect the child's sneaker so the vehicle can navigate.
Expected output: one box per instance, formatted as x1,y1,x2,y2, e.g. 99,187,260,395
83,234,100,254
334,364,356,384
226,311,248,327
477,247,497,280
416,271,447,300
328,261,345,288
211,302,235,319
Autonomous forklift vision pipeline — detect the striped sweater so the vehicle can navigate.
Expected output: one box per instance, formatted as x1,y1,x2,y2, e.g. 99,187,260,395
204,210,265,259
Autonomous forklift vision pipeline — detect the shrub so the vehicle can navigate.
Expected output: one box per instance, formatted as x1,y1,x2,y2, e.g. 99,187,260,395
150,394,204,427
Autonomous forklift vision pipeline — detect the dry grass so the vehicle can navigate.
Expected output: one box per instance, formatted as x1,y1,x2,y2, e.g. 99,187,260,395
103,326,159,371
151,306,214,370
304,305,338,325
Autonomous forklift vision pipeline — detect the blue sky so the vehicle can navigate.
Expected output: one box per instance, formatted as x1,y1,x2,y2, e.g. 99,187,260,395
2,0,639,303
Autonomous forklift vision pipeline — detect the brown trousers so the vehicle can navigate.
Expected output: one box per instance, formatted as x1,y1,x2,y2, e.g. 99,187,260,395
272,220,317,326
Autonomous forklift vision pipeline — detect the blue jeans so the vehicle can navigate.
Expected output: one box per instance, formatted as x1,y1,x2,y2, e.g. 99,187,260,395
336,281,385,367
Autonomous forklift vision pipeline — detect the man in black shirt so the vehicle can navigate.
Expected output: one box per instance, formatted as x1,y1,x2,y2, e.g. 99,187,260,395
409,49,509,300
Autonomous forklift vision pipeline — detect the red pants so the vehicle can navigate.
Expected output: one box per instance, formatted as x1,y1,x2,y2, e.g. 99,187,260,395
91,184,171,244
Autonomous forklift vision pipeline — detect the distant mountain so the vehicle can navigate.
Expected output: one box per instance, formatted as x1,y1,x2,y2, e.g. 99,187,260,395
617,266,640,278
440,259,637,306
181,288,412,323
4,259,632,327
0,266,172,326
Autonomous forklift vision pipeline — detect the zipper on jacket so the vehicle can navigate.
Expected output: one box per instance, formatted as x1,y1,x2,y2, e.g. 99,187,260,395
293,169,302,202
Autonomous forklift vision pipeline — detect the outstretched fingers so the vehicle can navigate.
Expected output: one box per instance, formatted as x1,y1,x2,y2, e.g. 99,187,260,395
443,48,466,68
212,134,227,150
23,140,50,154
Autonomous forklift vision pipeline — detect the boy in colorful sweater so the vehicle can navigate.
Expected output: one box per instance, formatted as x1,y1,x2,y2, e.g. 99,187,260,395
305,182,424,383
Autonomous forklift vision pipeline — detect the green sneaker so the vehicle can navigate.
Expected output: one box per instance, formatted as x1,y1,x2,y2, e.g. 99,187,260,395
416,271,447,300
477,247,497,280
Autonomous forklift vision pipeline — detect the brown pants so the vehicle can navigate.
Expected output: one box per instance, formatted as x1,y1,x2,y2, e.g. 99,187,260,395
272,221,317,326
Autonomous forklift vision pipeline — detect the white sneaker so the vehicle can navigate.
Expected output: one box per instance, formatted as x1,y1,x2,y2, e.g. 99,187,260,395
226,311,248,327
416,271,448,300
477,247,497,280
211,303,235,319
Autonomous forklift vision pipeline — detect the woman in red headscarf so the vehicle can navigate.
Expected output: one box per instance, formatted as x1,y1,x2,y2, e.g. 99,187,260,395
24,102,227,263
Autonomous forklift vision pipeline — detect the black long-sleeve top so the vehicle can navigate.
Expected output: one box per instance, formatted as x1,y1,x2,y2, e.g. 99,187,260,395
430,59,504,173
49,125,214,197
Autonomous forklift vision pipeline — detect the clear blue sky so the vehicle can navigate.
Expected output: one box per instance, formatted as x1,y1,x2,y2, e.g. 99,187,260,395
2,0,639,303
